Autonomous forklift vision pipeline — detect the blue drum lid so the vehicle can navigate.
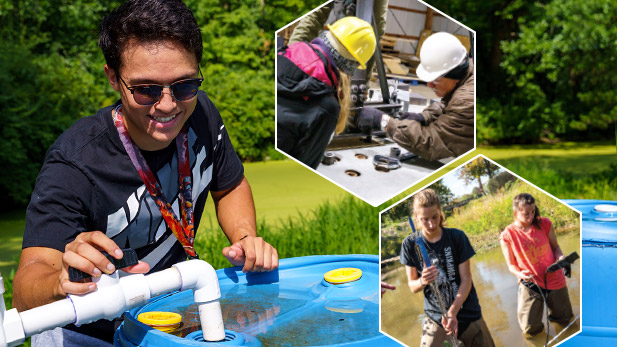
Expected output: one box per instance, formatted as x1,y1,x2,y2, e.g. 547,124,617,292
564,199,617,243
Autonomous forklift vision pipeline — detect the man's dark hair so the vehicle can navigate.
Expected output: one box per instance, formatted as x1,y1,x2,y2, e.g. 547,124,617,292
99,0,203,74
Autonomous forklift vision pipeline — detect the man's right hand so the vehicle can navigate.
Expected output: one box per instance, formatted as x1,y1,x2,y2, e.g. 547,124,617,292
420,265,439,286
13,231,149,311
60,231,149,296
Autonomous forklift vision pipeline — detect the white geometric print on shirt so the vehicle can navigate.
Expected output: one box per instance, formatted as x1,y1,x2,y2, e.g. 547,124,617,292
105,127,212,255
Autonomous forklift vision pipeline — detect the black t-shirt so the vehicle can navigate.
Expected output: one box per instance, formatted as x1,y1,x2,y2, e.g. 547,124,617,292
23,91,244,342
400,228,482,334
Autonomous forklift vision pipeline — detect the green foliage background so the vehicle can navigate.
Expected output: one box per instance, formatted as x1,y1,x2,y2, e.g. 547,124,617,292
0,0,321,207
428,0,617,144
2,0,616,207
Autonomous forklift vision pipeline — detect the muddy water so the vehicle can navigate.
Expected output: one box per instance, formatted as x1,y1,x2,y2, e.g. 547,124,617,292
381,232,580,347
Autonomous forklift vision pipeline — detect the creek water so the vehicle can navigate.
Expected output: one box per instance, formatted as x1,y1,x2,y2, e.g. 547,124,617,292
381,232,580,347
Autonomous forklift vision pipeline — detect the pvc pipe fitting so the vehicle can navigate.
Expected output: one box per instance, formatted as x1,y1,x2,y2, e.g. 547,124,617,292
173,260,221,303
173,260,225,341
0,259,225,346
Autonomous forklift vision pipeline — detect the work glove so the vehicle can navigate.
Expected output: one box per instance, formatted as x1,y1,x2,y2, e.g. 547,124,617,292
356,107,384,133
398,112,425,125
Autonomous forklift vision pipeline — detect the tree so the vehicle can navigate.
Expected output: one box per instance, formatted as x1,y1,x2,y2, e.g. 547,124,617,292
427,0,617,144
458,158,501,195
487,171,518,193
499,0,617,139
429,180,454,206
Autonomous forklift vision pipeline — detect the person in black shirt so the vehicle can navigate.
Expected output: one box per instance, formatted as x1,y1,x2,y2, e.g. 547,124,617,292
13,1,278,345
400,189,494,346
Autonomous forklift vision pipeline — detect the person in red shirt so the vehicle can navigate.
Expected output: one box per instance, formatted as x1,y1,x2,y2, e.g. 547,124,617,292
500,193,574,338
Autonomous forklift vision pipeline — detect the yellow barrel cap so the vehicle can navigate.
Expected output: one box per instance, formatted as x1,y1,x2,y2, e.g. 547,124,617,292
324,267,362,284
138,311,182,333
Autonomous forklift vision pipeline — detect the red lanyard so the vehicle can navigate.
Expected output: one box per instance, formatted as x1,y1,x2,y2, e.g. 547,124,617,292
113,105,198,259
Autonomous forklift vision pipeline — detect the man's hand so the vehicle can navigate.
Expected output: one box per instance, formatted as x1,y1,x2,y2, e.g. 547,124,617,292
356,107,385,132
420,265,439,286
222,236,279,273
442,311,459,337
60,231,149,296
381,282,396,297
398,112,425,124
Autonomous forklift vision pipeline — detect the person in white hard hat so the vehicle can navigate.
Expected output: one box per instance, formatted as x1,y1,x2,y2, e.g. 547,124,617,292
356,32,474,161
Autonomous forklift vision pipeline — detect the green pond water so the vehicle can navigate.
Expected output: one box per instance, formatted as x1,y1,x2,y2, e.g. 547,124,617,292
381,232,580,347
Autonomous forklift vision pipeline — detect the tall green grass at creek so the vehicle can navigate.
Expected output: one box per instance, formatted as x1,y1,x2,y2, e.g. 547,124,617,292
446,180,580,252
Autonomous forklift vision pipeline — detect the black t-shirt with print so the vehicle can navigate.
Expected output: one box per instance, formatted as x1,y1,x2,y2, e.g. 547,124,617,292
23,91,243,342
400,227,482,334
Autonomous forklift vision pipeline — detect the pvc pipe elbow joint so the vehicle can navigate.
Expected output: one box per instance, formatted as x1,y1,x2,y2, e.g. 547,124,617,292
173,260,225,342
173,260,221,303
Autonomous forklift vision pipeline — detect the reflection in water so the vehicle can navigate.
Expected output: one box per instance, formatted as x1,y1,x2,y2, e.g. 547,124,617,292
381,232,580,347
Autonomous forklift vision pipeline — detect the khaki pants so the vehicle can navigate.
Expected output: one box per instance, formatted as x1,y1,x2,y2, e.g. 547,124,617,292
420,316,495,347
518,282,574,337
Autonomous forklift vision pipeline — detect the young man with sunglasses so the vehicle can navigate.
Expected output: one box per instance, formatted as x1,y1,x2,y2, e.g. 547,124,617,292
13,1,277,345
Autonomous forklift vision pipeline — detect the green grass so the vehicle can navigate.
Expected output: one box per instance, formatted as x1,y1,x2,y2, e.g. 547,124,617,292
480,141,616,177
381,142,617,208
202,159,349,228
0,210,26,276
195,196,379,269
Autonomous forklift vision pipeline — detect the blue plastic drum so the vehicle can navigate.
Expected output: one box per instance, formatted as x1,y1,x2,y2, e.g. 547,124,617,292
561,200,617,346
114,254,398,346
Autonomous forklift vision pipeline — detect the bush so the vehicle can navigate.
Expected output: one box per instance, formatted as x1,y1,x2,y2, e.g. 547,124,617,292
447,180,580,239
487,171,517,194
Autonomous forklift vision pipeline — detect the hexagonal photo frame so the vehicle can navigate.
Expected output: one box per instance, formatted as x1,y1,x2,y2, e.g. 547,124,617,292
275,0,476,206
379,154,581,346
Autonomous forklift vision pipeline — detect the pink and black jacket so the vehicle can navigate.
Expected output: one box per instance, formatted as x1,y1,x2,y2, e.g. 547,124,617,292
276,38,341,169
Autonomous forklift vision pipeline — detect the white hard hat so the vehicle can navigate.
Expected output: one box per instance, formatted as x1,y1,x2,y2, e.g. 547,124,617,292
416,32,467,82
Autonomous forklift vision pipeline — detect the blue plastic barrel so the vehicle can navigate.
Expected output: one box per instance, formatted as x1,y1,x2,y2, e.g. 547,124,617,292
560,200,617,347
114,254,399,346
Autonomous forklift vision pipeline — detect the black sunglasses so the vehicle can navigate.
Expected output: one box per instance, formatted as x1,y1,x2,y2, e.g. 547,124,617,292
119,68,204,106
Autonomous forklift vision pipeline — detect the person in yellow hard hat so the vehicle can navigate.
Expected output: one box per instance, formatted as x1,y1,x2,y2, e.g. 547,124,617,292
288,0,389,76
276,16,376,169
356,32,474,161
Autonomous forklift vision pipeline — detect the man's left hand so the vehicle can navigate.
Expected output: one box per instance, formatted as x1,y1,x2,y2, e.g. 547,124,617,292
222,236,278,273
442,311,459,337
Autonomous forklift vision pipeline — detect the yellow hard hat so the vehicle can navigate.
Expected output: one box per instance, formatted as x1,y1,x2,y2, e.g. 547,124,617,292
326,17,376,70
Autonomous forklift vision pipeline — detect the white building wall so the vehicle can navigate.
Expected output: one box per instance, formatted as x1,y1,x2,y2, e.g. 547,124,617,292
384,0,471,55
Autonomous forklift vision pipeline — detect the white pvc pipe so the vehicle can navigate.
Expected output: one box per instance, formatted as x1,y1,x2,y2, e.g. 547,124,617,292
198,301,225,341
20,299,75,336
1,259,225,346
173,260,225,341
145,268,182,297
